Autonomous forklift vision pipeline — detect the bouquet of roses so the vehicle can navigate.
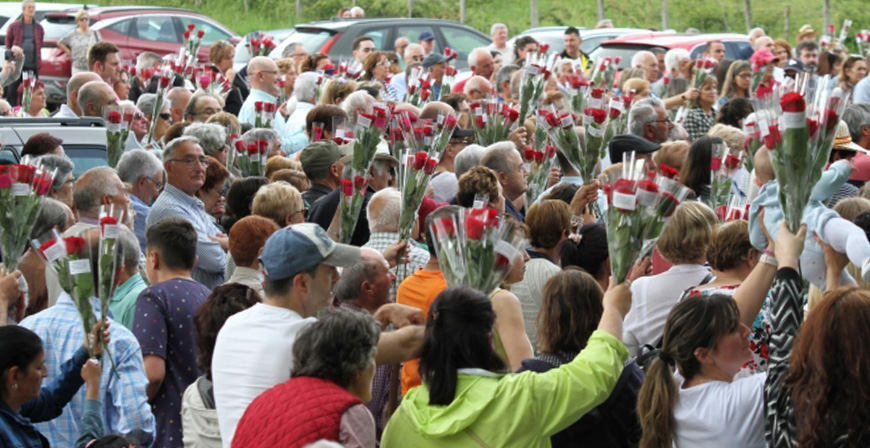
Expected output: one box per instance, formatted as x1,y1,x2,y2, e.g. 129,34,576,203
517,50,557,124
635,171,693,258
18,71,34,116
523,141,557,204
183,24,205,64
600,154,654,283
591,57,618,90
199,72,231,98
708,140,741,212
857,30,870,57
237,139,268,177
468,97,520,146
405,66,431,108
758,73,849,232
96,205,123,374
564,74,589,115
0,161,54,271
145,69,174,145
338,106,390,243
103,106,127,168
253,101,277,129
440,48,458,99
428,204,528,295
749,49,778,96
247,33,276,57
32,230,98,357
602,95,626,146
397,113,457,249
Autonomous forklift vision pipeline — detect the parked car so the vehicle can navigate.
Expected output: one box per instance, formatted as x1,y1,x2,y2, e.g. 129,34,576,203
589,33,752,70
231,27,297,72
0,117,108,177
234,18,491,72
505,26,650,59
39,6,240,105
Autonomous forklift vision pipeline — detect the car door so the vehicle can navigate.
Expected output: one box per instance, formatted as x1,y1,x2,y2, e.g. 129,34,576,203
97,17,134,61
437,25,492,71
177,16,235,64
128,15,182,60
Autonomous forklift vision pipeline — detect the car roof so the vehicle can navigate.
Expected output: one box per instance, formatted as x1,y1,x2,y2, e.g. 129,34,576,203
45,5,198,18
295,17,477,31
602,32,748,47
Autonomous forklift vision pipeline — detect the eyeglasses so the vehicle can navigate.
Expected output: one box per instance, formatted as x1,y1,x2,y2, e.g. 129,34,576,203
409,55,424,62
77,17,89,22
196,108,222,116
291,208,309,219
257,70,278,76
158,112,171,121
651,118,672,125
737,73,752,79
132,112,144,120
168,156,210,167
145,176,164,191
378,61,391,67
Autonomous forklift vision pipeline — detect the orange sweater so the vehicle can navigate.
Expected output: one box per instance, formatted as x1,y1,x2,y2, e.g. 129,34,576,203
396,269,447,395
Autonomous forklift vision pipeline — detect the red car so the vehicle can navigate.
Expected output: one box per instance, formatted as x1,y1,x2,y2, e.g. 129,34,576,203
40,6,240,105
589,33,752,69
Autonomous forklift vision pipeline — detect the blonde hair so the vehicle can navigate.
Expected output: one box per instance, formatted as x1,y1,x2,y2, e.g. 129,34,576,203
276,57,297,75
320,78,358,105
654,141,690,172
206,111,241,136
706,124,746,155
74,9,89,22
619,68,646,92
833,197,870,221
623,78,651,96
657,201,718,264
265,156,302,178
252,181,303,228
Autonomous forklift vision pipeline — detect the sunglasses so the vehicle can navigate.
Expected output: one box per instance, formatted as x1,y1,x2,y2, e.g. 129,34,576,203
158,112,171,120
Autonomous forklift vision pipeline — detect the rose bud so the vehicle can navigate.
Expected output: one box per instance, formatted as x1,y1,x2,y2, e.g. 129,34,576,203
424,158,438,174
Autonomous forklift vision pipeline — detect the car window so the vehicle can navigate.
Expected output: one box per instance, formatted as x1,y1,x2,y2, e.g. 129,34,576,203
268,29,334,58
589,46,649,70
105,18,132,36
359,27,387,50
179,17,232,46
581,36,613,54
396,25,435,46
132,16,179,43
440,26,491,57
0,16,10,29
65,147,107,177
726,41,752,60
41,16,77,40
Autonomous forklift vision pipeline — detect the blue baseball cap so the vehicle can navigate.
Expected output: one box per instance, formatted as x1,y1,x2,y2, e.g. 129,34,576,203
419,31,435,42
259,223,360,281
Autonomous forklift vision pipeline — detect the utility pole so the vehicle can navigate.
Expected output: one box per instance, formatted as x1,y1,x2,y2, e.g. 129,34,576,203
530,0,538,28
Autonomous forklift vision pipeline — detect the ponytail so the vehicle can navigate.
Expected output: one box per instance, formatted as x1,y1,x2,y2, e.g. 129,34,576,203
637,355,678,448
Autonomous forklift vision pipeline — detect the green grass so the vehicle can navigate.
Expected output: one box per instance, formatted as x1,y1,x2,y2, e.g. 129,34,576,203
56,0,870,46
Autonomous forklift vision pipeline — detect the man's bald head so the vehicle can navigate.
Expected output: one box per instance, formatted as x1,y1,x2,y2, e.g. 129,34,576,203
248,56,276,73
77,80,116,118
67,72,101,115
419,101,455,120
463,76,492,100
754,146,774,185
166,87,192,123
247,56,280,95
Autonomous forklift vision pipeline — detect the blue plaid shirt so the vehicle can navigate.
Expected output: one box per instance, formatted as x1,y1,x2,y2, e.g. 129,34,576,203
146,184,227,289
19,293,155,448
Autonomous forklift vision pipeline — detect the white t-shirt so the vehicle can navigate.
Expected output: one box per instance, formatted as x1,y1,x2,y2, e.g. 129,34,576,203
673,373,767,448
211,303,316,448
623,264,711,356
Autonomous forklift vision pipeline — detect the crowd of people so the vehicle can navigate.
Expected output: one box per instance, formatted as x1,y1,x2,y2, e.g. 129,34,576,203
2,1,870,446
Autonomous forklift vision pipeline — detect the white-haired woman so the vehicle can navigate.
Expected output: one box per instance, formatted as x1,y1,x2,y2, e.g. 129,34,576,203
57,10,101,75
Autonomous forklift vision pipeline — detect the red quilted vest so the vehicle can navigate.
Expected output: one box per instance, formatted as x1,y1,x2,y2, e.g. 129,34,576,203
231,376,364,448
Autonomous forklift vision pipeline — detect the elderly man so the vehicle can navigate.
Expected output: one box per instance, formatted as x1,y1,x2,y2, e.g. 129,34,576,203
362,188,430,290
422,52,450,98
749,27,766,47
4,0,42,106
702,40,726,62
487,23,512,65
352,36,375,64
495,64,519,101
128,51,162,103
122,103,148,150
351,5,364,17
136,93,171,149
796,41,819,71
418,31,435,56
107,226,149,329
452,47,494,93
212,223,422,447
754,35,775,52
394,36,409,60
480,141,529,221
34,154,75,208
146,136,227,289
116,149,164,252
54,71,100,118
284,72,319,153
463,75,492,100
21,226,155,448
632,50,660,84
388,43,425,100
184,122,229,165
78,80,117,117
183,91,223,123
282,42,309,67
300,140,347,206
239,56,290,150
166,87,192,124
626,97,672,144
88,41,121,84
843,104,870,186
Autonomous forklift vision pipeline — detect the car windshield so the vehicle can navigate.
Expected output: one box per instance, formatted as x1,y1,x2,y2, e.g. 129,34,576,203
269,29,334,59
41,16,77,40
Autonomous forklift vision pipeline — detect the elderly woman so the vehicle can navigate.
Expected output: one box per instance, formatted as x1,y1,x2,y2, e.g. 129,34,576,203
512,200,572,349
208,40,248,116
33,154,75,208
518,269,645,448
225,216,279,296
252,181,306,228
196,156,230,226
18,198,73,318
383,284,630,446
16,80,47,117
206,112,241,137
233,309,381,448
361,51,392,89
241,127,286,160
184,122,228,166
622,201,718,356
182,283,260,447
136,93,171,149
57,9,100,75
0,324,107,446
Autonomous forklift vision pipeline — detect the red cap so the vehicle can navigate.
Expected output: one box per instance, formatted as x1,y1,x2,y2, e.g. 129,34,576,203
417,196,448,235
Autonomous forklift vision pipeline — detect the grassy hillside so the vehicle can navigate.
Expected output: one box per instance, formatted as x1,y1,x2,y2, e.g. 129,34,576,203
59,0,869,46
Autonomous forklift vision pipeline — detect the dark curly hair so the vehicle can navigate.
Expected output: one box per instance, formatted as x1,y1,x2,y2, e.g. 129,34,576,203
194,284,261,377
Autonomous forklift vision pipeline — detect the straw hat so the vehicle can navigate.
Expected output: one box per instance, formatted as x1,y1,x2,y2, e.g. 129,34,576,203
796,24,817,42
832,120,867,153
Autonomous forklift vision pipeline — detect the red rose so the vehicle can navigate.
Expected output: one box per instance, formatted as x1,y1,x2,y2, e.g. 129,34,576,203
545,112,560,128
38,238,58,257
591,108,607,124
17,165,35,184
614,179,636,194
424,158,438,175
475,115,486,129
780,92,806,113
444,114,457,129
591,88,604,99
725,154,741,170
823,109,839,131
609,108,621,119
469,102,481,110
765,125,782,148
199,75,210,90
545,145,556,159
247,143,258,155
806,118,819,138
711,157,722,171
254,101,264,112
187,22,195,30
64,236,86,256
533,150,544,163
421,89,430,101
663,75,670,85
505,108,520,123
107,111,122,124
465,214,486,240
637,180,659,193
659,164,679,179
539,42,550,52
390,128,403,142
494,253,511,270
435,218,455,238
183,30,191,39
524,148,535,161
264,102,277,113
696,59,703,68
35,176,51,195
446,66,457,76
0,166,15,188
197,29,205,38
413,152,428,170
341,179,353,196
354,174,367,191
159,76,171,88
658,192,679,217
704,59,715,69
256,138,270,153
234,140,246,153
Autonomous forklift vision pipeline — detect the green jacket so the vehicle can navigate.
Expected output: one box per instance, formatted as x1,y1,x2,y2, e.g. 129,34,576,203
381,330,627,447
